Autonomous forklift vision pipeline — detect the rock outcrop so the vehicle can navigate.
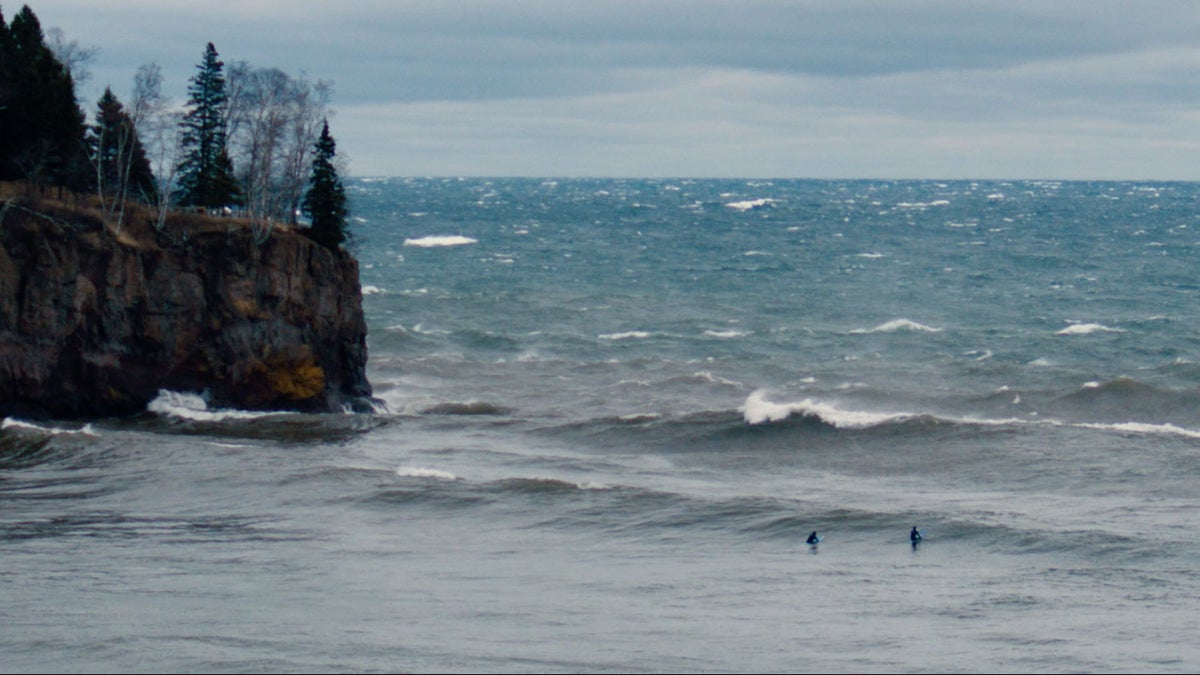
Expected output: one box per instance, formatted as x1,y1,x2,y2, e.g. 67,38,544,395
0,210,373,418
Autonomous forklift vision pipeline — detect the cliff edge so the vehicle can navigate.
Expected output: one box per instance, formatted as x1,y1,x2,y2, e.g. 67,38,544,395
0,206,373,418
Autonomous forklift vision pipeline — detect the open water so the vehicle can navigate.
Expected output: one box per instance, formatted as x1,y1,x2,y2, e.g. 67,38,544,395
3,178,1200,672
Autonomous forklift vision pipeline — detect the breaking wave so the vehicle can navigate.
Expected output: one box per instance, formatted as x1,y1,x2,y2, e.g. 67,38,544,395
1056,322,1124,335
850,319,942,334
1,418,98,437
147,390,292,422
403,235,478,248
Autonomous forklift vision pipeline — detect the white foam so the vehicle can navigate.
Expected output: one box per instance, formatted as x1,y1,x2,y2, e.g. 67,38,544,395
703,329,751,339
725,198,777,211
618,412,663,422
692,371,744,387
1070,421,1200,440
1,418,97,437
395,466,459,480
896,200,950,209
147,390,289,421
361,285,385,295
403,235,478,248
740,390,910,427
850,319,942,334
599,331,652,341
1056,322,1123,335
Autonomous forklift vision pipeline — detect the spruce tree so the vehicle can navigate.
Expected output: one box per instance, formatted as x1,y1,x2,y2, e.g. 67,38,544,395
90,87,158,204
174,42,241,209
300,120,348,251
0,5,88,187
0,9,13,169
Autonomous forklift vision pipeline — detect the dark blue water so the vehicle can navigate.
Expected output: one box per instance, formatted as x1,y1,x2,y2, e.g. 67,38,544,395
3,179,1199,672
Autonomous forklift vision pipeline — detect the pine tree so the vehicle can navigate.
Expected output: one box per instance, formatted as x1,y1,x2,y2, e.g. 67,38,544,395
90,87,158,205
0,5,88,188
174,42,241,209
300,120,348,251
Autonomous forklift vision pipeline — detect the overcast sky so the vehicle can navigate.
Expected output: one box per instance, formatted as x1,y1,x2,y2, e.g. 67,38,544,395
17,0,1200,179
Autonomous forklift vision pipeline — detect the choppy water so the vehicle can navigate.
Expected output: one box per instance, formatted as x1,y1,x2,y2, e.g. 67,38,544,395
3,178,1200,672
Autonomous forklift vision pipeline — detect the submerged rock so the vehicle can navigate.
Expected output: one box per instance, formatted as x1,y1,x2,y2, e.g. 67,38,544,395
0,212,373,418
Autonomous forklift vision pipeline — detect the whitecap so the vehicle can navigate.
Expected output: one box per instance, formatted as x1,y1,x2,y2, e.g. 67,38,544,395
403,235,478,248
740,390,910,427
599,331,652,341
703,329,751,339
896,200,949,209
1071,421,1200,440
618,413,663,422
691,371,744,387
725,198,777,211
1056,323,1123,336
850,319,942,334
361,285,385,295
1,418,97,437
395,466,460,481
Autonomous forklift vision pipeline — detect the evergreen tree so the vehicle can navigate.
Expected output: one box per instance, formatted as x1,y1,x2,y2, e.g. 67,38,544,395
0,7,11,114
89,87,158,205
0,5,88,188
175,42,241,209
300,120,348,251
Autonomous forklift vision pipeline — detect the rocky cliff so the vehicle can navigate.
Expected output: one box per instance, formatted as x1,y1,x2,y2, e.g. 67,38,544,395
0,208,373,418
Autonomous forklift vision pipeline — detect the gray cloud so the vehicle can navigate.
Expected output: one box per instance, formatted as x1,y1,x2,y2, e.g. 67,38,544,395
23,0,1200,178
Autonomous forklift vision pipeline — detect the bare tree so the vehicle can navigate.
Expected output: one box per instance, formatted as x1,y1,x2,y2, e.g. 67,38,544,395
45,27,99,94
225,63,331,242
132,63,183,231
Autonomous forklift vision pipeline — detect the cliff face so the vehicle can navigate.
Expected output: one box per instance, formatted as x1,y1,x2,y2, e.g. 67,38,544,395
0,214,373,418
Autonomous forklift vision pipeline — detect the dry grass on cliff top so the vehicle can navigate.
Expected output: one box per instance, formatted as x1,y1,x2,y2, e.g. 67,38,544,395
1,181,296,247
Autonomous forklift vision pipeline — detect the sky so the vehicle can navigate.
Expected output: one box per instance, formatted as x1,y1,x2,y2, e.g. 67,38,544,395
15,0,1200,180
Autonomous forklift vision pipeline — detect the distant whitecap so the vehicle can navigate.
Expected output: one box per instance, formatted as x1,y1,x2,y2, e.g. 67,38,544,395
403,235,478,248
850,319,942,334
395,466,459,480
599,331,653,341
725,198,777,211
1056,323,1123,336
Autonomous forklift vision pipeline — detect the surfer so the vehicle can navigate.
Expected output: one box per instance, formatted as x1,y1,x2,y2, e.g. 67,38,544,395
806,531,820,545
910,526,922,543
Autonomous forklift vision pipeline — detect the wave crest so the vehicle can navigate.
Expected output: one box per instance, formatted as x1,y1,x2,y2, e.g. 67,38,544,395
395,466,460,481
725,198,777,211
1056,322,1123,335
403,235,477,248
1,418,97,437
740,391,912,428
850,319,942,334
